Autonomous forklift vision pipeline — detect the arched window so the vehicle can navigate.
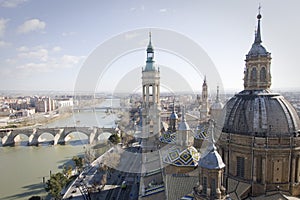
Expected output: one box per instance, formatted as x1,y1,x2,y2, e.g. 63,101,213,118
237,156,245,178
250,67,257,82
260,67,266,82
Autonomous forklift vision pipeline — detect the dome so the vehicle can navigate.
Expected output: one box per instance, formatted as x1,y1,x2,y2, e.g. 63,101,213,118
178,120,190,131
170,111,178,120
222,90,300,137
199,144,225,170
246,43,269,59
210,101,223,110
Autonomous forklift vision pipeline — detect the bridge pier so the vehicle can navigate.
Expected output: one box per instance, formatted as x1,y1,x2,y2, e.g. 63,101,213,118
54,128,65,145
2,131,15,146
89,127,99,144
28,128,38,146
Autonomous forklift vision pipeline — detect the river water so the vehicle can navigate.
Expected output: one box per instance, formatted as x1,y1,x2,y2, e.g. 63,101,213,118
0,99,120,200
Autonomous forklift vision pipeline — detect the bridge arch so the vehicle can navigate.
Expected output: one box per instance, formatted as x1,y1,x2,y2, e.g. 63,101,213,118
98,132,113,141
13,133,30,146
37,132,55,144
64,131,89,144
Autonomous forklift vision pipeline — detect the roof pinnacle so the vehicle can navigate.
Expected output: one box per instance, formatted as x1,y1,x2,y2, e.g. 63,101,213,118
255,5,262,44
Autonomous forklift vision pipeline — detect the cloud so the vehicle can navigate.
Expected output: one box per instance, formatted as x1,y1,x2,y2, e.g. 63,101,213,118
17,18,46,34
62,31,75,37
0,40,11,47
159,8,167,13
10,45,85,76
125,32,139,40
16,45,29,52
18,47,48,62
60,55,82,67
0,0,28,8
52,46,62,52
0,18,9,38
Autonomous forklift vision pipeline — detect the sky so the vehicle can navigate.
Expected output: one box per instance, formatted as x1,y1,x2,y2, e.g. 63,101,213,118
0,0,300,93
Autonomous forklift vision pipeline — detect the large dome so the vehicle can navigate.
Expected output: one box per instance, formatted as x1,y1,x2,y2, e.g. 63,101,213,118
222,90,300,137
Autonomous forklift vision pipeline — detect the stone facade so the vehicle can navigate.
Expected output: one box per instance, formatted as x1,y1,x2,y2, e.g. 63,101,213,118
218,133,300,196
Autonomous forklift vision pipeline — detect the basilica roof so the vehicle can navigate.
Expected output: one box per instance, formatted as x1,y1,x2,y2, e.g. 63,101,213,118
222,90,300,137
163,146,200,167
159,131,176,144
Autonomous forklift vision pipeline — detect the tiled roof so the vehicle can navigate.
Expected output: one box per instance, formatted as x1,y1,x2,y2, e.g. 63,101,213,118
165,174,198,200
163,146,200,167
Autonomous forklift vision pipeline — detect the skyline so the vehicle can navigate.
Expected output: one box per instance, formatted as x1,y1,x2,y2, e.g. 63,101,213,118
0,1,300,92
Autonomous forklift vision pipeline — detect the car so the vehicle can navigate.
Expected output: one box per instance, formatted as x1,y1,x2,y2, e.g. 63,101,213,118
121,181,127,189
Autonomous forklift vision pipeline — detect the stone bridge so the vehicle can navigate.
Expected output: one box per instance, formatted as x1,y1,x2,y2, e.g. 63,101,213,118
0,126,117,146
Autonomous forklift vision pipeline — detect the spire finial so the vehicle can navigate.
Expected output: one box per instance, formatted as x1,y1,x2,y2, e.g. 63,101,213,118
149,31,152,44
216,85,220,102
173,97,176,112
182,106,186,122
209,119,217,151
254,5,262,44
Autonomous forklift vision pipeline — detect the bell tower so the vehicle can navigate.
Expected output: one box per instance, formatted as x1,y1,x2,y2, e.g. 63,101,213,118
200,76,209,121
141,32,161,150
244,8,272,90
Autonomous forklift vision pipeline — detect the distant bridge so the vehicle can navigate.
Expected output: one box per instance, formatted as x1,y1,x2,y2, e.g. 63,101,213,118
0,126,117,146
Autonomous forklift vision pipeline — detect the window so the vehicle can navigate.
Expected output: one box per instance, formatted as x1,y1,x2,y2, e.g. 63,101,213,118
211,178,216,196
203,176,207,195
250,67,257,81
237,156,245,178
260,67,266,82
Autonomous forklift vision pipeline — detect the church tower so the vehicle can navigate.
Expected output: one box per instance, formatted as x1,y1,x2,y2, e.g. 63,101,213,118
177,107,193,147
168,99,178,133
194,120,226,200
200,76,209,121
244,9,271,90
141,32,161,151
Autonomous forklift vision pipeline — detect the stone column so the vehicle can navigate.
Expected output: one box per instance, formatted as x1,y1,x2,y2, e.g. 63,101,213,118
262,158,266,184
253,157,257,182
297,156,300,183
291,157,296,183
146,85,149,104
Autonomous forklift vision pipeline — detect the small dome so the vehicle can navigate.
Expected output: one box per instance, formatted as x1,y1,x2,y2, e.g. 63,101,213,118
199,144,225,170
222,90,300,137
178,120,190,131
170,111,178,120
210,101,224,110
247,43,269,58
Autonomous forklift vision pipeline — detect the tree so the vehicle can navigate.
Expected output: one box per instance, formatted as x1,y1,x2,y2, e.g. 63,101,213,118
100,173,107,190
72,156,84,173
45,172,68,199
62,165,73,178
108,133,121,145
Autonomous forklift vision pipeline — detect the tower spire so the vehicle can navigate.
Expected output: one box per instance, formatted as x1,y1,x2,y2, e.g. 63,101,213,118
254,5,262,44
216,85,220,103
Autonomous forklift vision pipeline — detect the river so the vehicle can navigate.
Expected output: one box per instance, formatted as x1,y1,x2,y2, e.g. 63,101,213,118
0,99,120,200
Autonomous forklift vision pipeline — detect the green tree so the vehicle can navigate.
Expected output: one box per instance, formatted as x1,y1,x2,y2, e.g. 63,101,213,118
45,172,68,199
72,156,84,173
62,165,73,178
108,133,121,145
